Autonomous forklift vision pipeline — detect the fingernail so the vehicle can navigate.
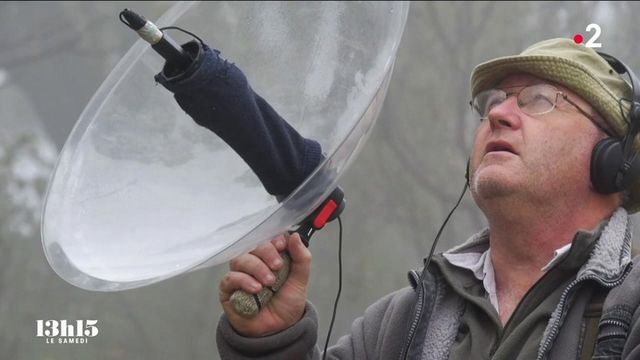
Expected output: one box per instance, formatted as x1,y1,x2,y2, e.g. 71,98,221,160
272,258,283,268
251,283,261,291
266,273,275,283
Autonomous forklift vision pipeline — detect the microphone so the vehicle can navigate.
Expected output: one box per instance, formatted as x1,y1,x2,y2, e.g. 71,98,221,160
154,43,343,317
119,9,193,73
121,13,344,317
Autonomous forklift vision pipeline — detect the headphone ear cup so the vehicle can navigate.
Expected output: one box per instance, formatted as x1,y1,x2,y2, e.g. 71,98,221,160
591,138,625,194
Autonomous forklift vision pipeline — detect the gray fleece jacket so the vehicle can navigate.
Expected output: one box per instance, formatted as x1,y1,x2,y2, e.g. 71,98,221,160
217,208,640,359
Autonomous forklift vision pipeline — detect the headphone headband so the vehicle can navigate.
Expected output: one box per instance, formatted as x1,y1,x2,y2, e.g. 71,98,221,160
597,52,640,157
591,51,640,194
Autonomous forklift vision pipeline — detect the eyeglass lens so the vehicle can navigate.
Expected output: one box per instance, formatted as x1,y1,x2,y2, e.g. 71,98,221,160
472,84,559,120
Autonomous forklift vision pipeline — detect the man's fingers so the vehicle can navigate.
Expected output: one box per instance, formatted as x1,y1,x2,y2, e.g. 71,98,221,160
286,232,311,286
251,241,284,271
229,253,277,286
219,271,263,302
222,233,308,304
271,234,288,252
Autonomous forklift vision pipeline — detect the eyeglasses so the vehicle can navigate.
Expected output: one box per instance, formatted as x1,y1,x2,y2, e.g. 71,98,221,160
470,84,609,134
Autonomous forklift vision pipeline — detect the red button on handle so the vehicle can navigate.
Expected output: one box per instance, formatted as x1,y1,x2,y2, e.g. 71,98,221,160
313,199,338,229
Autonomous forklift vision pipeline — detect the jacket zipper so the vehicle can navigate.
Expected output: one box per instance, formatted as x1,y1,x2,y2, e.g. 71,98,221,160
535,267,631,360
599,318,627,328
400,270,426,360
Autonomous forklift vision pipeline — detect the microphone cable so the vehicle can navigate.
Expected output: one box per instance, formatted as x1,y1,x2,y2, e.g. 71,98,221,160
322,180,467,359
322,215,343,360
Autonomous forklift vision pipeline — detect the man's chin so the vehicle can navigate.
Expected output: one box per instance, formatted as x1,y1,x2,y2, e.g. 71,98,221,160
470,173,518,200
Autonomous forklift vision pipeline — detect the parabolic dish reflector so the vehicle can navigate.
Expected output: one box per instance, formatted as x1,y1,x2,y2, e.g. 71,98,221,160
42,1,409,291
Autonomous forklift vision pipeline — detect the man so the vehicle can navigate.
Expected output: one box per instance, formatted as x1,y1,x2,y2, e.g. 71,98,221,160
216,38,640,359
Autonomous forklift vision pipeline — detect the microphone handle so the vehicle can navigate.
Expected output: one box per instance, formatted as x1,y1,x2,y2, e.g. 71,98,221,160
230,251,292,318
151,34,193,71
228,190,341,317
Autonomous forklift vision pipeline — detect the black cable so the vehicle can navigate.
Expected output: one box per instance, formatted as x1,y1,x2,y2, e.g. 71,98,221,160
421,182,468,279
322,215,343,360
159,26,205,46
119,12,131,28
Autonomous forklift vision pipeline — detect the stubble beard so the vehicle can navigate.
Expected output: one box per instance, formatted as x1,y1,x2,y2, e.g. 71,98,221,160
470,168,518,201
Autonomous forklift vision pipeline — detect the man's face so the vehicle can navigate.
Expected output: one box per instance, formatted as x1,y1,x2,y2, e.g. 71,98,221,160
468,73,606,208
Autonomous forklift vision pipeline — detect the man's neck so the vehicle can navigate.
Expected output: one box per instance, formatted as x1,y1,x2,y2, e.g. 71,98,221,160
480,197,616,324
485,197,614,273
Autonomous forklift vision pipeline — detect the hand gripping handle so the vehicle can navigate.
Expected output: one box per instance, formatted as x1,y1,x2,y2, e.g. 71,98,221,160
229,251,292,318
229,187,344,318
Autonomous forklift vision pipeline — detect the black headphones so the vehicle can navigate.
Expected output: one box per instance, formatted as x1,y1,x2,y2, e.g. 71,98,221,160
590,52,640,194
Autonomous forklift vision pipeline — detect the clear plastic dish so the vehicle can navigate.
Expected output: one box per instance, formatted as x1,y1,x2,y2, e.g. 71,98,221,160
41,1,409,291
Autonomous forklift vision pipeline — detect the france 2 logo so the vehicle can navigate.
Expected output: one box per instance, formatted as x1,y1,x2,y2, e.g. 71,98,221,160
573,23,602,48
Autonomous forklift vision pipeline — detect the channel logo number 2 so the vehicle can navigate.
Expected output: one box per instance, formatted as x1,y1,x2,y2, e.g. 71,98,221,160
573,24,602,48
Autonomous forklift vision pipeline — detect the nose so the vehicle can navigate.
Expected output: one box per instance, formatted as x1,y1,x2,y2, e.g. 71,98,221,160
486,96,522,131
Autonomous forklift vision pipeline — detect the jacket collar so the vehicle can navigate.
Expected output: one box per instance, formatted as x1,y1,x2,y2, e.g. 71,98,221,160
438,207,632,284
575,207,632,283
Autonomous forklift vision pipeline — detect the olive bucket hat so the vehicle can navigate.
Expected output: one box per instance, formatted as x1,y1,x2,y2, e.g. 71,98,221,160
470,38,640,213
